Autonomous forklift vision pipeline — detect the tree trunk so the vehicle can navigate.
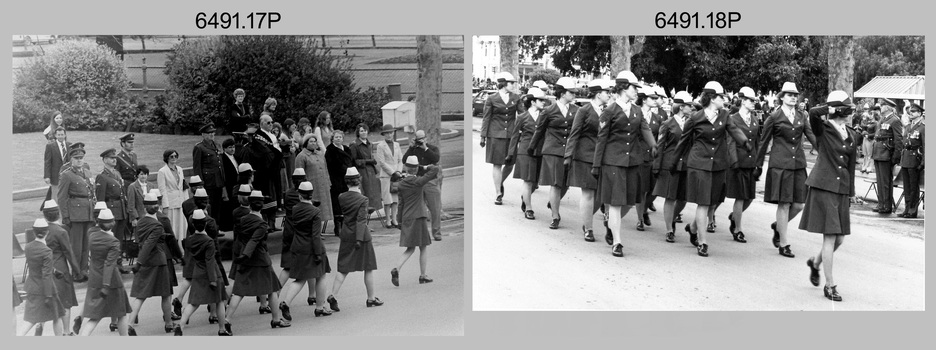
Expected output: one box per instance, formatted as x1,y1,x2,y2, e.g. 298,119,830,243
610,36,646,76
416,35,442,148
499,36,519,81
827,36,855,96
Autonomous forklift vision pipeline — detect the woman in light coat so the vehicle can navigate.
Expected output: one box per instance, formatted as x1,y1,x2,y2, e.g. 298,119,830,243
375,124,403,228
157,149,188,242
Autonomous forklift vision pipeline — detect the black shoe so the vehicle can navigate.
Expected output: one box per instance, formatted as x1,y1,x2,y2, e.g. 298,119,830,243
35,323,43,336
314,308,333,317
327,295,340,312
605,228,613,246
636,220,645,231
549,218,560,229
170,311,181,321
525,210,535,220
307,297,316,306
73,316,82,335
366,298,384,307
824,285,842,302
494,194,503,205
675,214,683,223
165,324,174,333
172,298,183,317
279,302,292,321
697,243,709,257
871,207,881,213
665,232,675,243
218,330,232,336
648,203,657,212
520,198,526,213
583,227,595,242
391,268,399,287
127,325,136,336
807,258,820,287
173,325,182,336
904,213,918,219
879,209,893,214
771,222,780,248
134,315,138,325
732,231,747,243
259,306,272,314
685,224,699,247
547,202,552,210
271,319,291,328
208,316,219,324
612,243,624,257
108,323,117,332
419,276,434,284
706,222,715,233
643,213,651,226
224,322,232,334
728,213,736,234
779,245,795,258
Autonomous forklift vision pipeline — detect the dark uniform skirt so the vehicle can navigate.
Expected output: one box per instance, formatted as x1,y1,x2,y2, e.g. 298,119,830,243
130,265,173,299
726,168,756,200
337,240,377,274
685,168,727,206
568,159,598,190
599,165,641,206
289,254,331,281
799,187,851,235
638,163,654,194
764,168,807,204
513,154,540,182
23,294,66,323
485,138,510,165
652,170,686,201
52,267,77,308
400,217,433,248
539,155,568,187
188,275,228,305
81,287,132,319
231,265,281,296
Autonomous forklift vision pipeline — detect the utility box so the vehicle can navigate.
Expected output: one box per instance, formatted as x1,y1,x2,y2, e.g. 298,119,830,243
381,101,416,131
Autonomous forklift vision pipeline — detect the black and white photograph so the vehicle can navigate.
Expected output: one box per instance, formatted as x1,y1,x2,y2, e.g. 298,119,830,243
11,35,465,335
471,35,924,310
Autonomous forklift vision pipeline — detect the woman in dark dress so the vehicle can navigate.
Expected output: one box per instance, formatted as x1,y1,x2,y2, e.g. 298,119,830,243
506,88,548,220
800,91,861,302
327,167,383,312
725,87,762,244
325,131,354,236
754,82,817,258
634,86,666,231
593,71,656,257
39,201,80,335
566,80,611,241
279,182,333,318
173,209,230,336
673,81,750,257
126,192,175,335
481,71,524,205
652,91,693,243
17,219,66,336
530,77,580,229
78,209,132,336
349,123,382,213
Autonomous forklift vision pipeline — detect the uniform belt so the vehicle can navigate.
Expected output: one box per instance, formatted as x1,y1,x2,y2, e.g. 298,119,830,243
71,194,92,199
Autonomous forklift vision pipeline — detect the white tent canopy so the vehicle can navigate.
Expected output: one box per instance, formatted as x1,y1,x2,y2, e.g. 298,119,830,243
854,75,925,101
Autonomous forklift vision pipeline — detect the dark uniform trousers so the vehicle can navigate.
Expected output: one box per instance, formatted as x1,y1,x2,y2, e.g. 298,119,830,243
900,121,924,215
871,114,904,211
58,167,96,274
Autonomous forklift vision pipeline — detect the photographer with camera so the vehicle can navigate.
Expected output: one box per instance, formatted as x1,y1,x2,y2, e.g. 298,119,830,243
402,130,443,241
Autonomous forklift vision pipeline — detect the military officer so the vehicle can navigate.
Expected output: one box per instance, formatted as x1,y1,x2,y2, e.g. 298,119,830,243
899,103,924,218
871,98,904,214
115,134,138,193
96,149,130,244
57,143,96,275
193,124,226,224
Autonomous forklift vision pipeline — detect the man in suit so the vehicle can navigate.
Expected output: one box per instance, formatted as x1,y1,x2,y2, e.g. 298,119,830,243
871,98,905,214
899,103,924,218
58,143,96,276
193,124,226,224
115,134,138,194
220,138,240,231
96,149,130,243
44,127,70,202
402,130,442,240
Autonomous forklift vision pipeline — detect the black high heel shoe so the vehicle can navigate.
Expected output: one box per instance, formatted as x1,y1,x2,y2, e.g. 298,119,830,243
675,213,683,223
643,213,651,227
108,323,117,332
127,325,136,336
307,297,316,306
524,210,535,220
224,322,232,334
697,243,709,257
685,224,699,247
208,315,219,324
807,258,820,287
771,222,780,248
170,311,181,321
824,285,842,301
173,325,182,336
419,275,434,284
732,231,747,243
165,324,174,333
327,295,340,312
665,232,675,243
366,298,384,307
172,298,183,318
636,220,645,231
271,319,291,328
520,197,526,213
728,213,736,234
549,216,560,229
279,302,292,321
258,305,272,314
779,245,795,258
583,226,595,242
314,308,333,317
706,221,716,233
218,330,232,336
391,268,399,287
611,243,624,257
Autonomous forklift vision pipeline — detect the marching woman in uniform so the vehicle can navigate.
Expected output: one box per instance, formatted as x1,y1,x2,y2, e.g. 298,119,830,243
40,200,80,335
349,123,383,213
635,86,666,231
226,190,290,332
593,71,656,257
327,167,383,311
652,91,693,243
506,88,548,220
126,192,174,335
78,209,132,336
152,189,183,320
173,209,230,336
673,81,751,257
898,103,924,218
228,184,253,283
800,91,861,302
565,79,611,241
754,82,817,258
279,182,333,317
481,71,524,205
18,219,66,336
725,87,762,244
530,77,580,229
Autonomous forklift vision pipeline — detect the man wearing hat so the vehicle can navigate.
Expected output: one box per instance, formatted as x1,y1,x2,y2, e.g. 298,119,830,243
402,129,443,240
898,103,924,218
96,148,130,245
375,124,403,229
193,124,226,224
870,98,905,214
43,127,71,203
115,134,138,193
57,143,96,276
391,156,440,286
482,71,525,205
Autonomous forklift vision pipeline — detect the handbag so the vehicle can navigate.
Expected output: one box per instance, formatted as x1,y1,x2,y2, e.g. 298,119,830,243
390,180,400,194
121,239,140,259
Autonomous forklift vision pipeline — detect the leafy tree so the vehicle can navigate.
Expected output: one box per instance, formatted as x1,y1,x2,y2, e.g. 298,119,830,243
526,68,560,85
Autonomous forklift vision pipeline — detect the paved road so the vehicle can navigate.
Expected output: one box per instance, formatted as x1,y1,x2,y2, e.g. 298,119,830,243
470,123,924,311
15,176,465,336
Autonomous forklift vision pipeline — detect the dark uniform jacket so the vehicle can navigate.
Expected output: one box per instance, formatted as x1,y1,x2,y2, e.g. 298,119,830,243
727,112,762,169
95,168,128,221
872,113,904,163
481,91,525,139
653,115,686,172
134,216,167,267
755,107,817,170
280,188,302,257
805,107,860,195
641,108,666,163
87,230,122,289
115,149,138,185
674,109,750,172
531,101,578,157
593,102,655,169
339,190,371,242
24,241,56,297
57,165,96,223
230,206,252,260
290,202,325,257
184,233,221,283
238,213,272,267
193,139,225,189
565,102,602,163
508,111,538,159
47,223,78,278
397,165,440,223
44,140,71,185
900,120,924,169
